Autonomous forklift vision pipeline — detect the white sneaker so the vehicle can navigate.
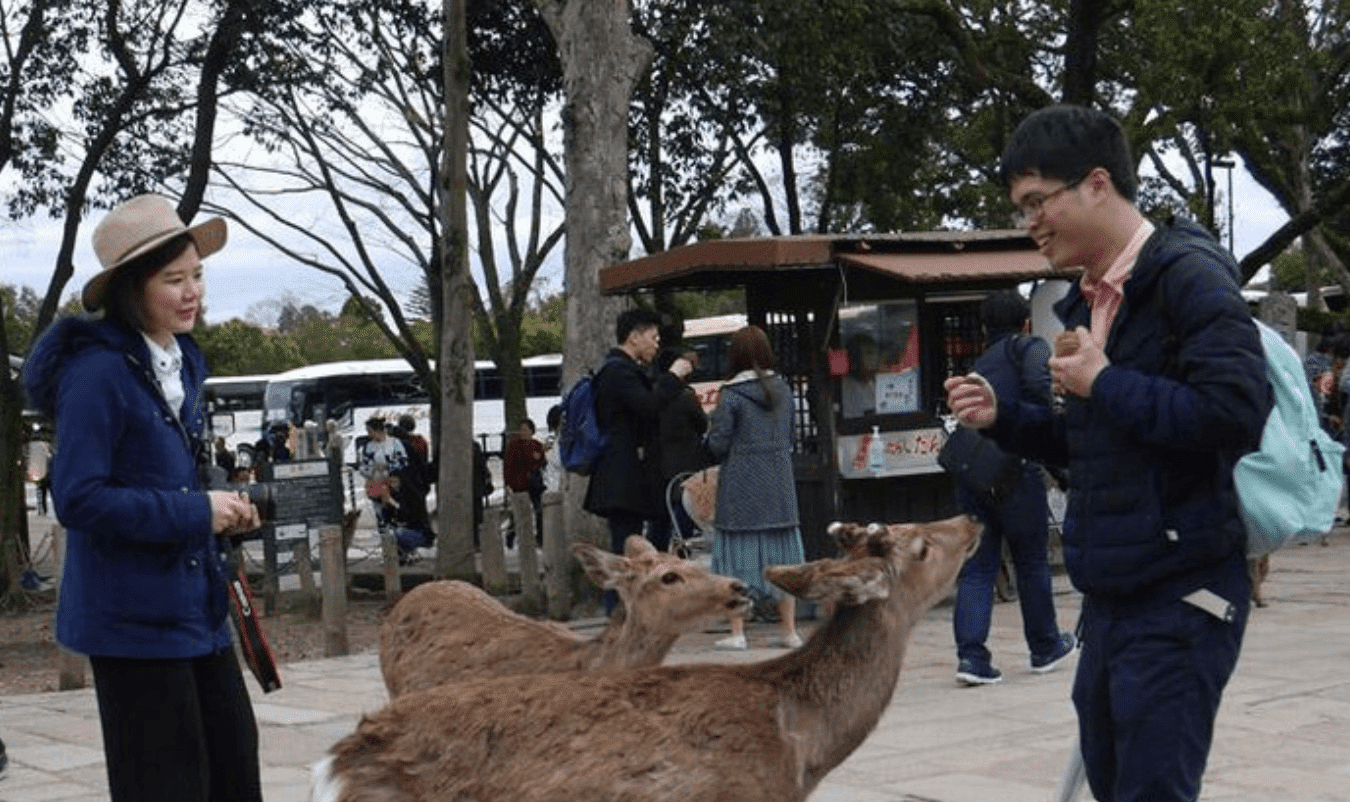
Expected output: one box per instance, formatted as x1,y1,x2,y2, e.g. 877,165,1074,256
772,632,803,649
714,634,748,650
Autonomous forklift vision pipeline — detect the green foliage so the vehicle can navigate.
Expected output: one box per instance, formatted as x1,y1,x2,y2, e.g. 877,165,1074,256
672,290,744,319
1269,249,1315,292
195,319,305,375
1297,306,1348,338
1,284,41,357
519,293,564,355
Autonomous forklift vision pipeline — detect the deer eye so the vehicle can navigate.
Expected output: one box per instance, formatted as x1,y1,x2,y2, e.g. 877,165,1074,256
661,571,682,584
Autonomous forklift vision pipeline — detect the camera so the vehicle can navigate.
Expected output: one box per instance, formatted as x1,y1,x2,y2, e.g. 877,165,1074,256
234,482,276,523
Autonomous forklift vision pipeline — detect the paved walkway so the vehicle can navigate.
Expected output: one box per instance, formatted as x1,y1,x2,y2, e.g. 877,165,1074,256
2,528,1349,802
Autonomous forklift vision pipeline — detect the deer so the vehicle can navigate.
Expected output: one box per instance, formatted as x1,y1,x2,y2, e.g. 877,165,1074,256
378,535,752,697
313,514,982,802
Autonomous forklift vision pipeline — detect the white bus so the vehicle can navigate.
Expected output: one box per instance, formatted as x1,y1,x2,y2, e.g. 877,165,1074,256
681,312,746,410
203,374,269,453
259,354,564,463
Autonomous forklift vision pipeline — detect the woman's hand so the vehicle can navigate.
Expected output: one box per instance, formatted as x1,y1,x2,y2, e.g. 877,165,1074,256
209,491,261,535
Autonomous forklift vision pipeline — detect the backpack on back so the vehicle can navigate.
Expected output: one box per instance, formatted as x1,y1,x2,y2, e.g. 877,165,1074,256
558,362,611,475
1236,321,1344,556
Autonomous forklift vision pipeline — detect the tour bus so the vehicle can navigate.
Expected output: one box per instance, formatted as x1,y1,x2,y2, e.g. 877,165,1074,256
259,353,564,465
679,312,746,410
203,374,269,454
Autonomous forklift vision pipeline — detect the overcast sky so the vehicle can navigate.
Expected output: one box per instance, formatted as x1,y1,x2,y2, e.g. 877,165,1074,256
1,163,1289,328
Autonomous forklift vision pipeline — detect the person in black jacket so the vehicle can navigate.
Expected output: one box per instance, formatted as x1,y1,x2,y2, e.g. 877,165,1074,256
583,309,692,610
650,348,709,551
946,105,1270,802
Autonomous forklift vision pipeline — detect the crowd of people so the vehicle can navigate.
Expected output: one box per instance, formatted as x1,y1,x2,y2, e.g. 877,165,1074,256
14,101,1331,802
1304,326,1350,524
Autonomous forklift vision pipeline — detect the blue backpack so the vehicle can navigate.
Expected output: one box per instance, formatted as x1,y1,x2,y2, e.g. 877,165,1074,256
1236,321,1344,556
558,361,613,475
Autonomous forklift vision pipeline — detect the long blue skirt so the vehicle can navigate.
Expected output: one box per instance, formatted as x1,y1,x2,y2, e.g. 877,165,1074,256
711,525,806,602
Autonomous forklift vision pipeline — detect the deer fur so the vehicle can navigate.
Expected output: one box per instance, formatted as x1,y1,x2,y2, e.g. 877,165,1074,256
314,514,982,802
379,535,752,697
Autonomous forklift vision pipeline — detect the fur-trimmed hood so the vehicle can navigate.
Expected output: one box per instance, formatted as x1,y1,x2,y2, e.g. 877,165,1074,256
22,316,134,418
22,315,206,420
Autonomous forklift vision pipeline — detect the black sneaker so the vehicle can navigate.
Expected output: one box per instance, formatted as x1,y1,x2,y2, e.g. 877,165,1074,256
0,735,7,777
956,659,1003,686
1030,632,1077,674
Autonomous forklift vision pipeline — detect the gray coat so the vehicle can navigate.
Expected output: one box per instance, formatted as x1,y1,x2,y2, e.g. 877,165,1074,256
705,371,799,532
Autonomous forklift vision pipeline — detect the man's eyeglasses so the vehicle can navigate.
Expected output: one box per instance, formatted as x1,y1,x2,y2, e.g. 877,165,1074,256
1012,177,1084,228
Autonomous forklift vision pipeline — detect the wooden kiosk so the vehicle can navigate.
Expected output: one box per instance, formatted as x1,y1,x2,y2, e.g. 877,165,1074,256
600,231,1077,559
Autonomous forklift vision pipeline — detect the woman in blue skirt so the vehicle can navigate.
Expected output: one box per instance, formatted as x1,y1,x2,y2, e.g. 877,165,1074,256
705,325,805,650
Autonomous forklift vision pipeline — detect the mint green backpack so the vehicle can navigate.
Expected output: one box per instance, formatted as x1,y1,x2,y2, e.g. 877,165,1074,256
1235,321,1344,556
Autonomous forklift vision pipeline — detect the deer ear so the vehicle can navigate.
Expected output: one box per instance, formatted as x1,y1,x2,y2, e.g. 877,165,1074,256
765,559,889,604
572,543,629,589
828,521,868,553
624,535,657,558
764,563,816,598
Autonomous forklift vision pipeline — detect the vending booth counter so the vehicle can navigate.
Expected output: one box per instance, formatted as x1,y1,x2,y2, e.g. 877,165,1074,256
601,231,1079,557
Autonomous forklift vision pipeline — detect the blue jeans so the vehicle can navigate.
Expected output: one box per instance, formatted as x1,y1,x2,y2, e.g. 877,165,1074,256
393,527,430,555
953,464,1061,665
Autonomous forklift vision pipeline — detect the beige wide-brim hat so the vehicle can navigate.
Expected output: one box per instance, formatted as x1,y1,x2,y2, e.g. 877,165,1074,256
83,193,227,311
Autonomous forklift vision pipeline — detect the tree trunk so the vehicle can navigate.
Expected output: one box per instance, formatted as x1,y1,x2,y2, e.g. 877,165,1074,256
435,0,477,581
1061,0,1101,105
535,0,655,578
0,291,30,608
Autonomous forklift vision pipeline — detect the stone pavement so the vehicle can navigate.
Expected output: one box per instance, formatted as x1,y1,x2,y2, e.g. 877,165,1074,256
2,528,1349,802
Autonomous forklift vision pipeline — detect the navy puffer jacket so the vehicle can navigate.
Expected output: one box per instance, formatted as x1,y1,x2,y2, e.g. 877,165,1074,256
22,316,230,658
995,217,1271,610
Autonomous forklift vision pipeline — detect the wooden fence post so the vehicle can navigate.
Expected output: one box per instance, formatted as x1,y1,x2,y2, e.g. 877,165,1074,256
542,490,569,619
380,531,402,605
293,540,316,600
480,506,507,594
511,492,541,613
51,525,87,690
319,524,348,656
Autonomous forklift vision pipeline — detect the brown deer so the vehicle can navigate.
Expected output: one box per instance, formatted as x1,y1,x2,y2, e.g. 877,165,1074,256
379,535,752,697
313,514,981,802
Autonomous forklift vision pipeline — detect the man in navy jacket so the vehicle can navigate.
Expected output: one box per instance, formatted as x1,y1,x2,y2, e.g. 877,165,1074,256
946,105,1271,802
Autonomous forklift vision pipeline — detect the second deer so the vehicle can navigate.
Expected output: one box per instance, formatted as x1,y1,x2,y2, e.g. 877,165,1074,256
316,514,981,802
379,535,751,697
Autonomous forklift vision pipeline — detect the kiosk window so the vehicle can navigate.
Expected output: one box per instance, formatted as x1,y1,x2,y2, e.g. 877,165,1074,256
836,301,921,419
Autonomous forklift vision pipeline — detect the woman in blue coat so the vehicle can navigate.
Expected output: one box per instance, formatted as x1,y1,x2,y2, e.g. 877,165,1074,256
705,325,805,650
22,194,263,802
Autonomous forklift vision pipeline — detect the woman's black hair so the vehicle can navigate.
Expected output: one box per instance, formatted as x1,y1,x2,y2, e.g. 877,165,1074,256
101,233,193,332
